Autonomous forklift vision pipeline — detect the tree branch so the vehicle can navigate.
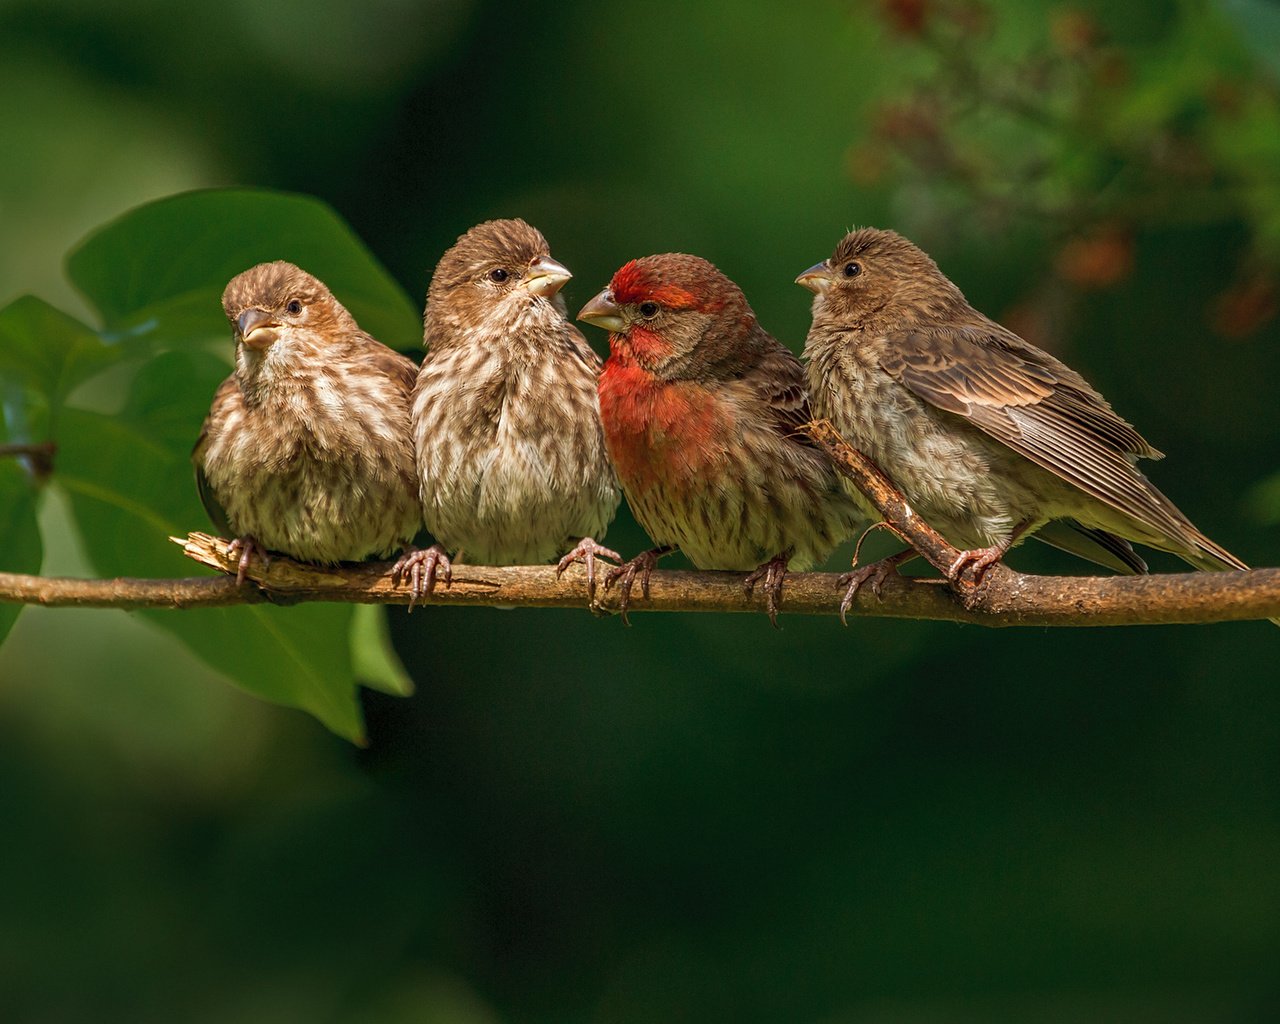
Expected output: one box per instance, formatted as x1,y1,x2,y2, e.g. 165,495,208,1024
0,527,1276,626
0,419,1272,626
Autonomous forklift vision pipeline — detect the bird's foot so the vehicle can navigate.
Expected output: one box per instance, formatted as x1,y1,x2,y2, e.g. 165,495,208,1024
743,548,793,629
226,535,270,586
556,536,622,605
391,544,453,610
604,546,673,625
944,522,1029,590
837,551,912,626
945,546,1009,591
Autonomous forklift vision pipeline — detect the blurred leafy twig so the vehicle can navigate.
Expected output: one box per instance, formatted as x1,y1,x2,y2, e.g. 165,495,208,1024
854,0,1280,336
0,442,55,477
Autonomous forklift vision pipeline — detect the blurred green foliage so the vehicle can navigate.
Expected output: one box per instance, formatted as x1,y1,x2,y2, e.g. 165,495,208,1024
0,0,1278,1021
0,460,42,644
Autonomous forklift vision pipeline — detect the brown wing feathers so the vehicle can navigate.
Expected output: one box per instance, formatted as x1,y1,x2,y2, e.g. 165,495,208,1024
883,327,1241,565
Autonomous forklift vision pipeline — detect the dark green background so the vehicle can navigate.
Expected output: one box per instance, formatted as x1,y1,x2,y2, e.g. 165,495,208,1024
2,1,1278,1021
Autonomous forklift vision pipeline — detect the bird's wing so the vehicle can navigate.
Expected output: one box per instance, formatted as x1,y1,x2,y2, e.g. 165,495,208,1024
194,461,232,537
360,336,419,396
879,325,1211,547
747,339,818,444
191,377,237,537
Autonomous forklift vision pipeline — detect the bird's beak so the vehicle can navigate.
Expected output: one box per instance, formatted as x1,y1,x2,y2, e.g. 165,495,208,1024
237,308,279,349
577,289,626,333
523,256,572,298
796,262,834,295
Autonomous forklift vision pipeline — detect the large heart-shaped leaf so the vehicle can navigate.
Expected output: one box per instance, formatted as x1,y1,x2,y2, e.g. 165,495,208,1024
0,296,125,410
65,188,423,352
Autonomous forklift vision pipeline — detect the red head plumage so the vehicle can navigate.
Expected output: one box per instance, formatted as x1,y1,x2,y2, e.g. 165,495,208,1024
608,254,740,314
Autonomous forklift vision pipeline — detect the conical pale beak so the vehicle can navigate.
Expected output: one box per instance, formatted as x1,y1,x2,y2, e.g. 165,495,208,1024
237,308,279,349
577,289,626,333
796,262,834,295
524,256,572,298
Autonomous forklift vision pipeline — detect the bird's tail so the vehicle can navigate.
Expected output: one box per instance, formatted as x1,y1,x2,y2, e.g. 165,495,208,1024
1178,534,1248,573
1035,520,1148,575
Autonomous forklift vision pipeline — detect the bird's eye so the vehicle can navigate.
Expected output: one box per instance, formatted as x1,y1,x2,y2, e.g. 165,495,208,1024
488,268,510,283
639,301,659,319
843,262,862,278
286,299,303,315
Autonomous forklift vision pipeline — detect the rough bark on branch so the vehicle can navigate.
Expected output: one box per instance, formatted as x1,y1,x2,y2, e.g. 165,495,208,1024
801,419,968,581
0,529,1276,627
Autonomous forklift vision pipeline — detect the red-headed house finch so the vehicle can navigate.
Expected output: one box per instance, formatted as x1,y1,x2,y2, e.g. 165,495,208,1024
578,253,872,625
194,261,421,583
799,228,1270,619
403,219,621,602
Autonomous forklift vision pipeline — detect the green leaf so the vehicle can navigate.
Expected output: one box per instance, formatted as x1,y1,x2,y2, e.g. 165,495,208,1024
55,350,367,741
65,187,423,352
0,461,43,647
0,295,125,426
155,602,363,743
351,604,414,698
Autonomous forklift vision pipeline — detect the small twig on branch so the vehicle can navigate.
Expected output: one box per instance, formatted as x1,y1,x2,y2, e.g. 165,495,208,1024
0,529,1277,626
801,419,967,583
0,442,56,477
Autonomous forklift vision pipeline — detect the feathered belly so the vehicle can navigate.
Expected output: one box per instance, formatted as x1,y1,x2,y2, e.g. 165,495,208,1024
624,479,766,570
417,397,616,565
602,373,858,570
428,453,605,564
208,448,419,562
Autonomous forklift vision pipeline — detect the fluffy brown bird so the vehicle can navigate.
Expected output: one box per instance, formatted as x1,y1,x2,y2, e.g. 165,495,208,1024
800,227,1258,602
580,253,872,625
193,261,422,584
406,219,621,601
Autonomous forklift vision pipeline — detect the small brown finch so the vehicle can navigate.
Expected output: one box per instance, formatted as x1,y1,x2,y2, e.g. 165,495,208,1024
194,261,422,583
579,253,872,625
799,227,1261,603
405,219,621,601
